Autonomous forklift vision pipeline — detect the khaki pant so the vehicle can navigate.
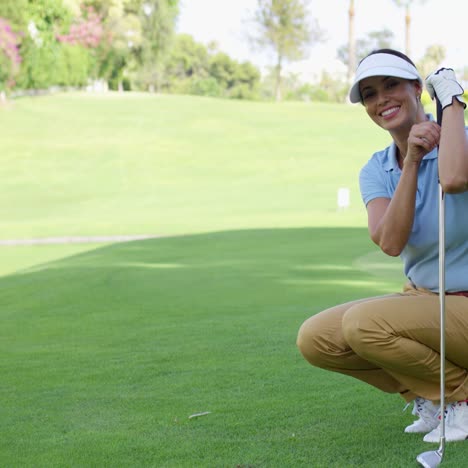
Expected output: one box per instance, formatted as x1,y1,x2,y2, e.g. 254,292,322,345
296,283,468,403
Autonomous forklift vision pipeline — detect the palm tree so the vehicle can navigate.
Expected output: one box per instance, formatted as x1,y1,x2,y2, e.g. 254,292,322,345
392,0,427,56
348,0,356,82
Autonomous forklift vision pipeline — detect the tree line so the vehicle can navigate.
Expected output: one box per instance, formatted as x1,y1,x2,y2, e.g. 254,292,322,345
0,0,263,100
0,0,457,103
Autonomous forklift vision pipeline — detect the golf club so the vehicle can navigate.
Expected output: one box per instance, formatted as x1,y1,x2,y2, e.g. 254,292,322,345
416,97,446,468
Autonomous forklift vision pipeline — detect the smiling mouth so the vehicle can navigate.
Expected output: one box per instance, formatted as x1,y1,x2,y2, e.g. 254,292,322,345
381,106,400,117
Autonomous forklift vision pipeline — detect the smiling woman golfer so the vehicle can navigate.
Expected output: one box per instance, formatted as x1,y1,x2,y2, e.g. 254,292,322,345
297,49,468,443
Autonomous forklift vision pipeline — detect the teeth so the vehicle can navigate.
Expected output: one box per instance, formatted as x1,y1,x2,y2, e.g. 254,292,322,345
382,107,399,116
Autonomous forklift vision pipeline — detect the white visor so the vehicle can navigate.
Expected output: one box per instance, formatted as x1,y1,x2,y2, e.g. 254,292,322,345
349,53,422,103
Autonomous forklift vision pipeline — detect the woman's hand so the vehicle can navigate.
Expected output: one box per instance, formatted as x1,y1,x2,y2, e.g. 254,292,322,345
426,68,466,110
405,121,441,165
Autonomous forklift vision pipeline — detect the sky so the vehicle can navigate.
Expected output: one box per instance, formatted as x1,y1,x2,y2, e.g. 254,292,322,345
176,0,467,82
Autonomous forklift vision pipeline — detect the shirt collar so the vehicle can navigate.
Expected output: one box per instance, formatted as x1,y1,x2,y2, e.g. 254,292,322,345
382,114,438,172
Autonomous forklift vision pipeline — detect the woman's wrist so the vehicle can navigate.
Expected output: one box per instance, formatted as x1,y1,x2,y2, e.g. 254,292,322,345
402,157,421,169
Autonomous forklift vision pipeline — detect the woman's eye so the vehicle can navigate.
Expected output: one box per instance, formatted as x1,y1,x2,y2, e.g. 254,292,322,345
362,91,375,101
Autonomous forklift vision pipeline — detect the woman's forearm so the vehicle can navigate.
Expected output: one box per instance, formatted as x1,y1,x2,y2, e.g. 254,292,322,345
373,161,419,256
438,101,468,193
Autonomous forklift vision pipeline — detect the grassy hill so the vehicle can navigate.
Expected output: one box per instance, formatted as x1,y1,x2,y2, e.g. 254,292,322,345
1,93,389,240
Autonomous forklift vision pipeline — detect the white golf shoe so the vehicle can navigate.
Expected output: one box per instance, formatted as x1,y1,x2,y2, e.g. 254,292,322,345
423,400,468,443
404,397,439,434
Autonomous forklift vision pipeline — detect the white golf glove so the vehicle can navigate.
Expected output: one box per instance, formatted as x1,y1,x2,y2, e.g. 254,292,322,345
425,68,466,110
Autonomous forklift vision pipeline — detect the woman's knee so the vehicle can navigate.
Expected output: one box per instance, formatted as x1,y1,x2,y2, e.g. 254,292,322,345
297,299,378,367
297,317,314,353
296,315,340,367
342,302,382,357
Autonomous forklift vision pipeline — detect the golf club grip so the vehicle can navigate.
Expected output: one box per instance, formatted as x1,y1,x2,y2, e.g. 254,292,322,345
436,97,443,125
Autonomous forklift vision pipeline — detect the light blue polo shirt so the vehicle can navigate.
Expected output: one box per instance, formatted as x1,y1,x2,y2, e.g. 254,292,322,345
359,126,468,292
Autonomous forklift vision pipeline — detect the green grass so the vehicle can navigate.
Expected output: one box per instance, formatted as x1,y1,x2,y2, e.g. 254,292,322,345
1,228,466,467
1,93,389,239
1,94,465,466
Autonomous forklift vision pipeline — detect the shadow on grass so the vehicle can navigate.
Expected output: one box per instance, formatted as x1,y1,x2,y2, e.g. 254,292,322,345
1,226,403,318
3,227,465,467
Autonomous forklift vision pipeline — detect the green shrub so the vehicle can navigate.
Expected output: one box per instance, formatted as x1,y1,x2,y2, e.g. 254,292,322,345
228,83,259,100
16,38,56,89
189,77,222,97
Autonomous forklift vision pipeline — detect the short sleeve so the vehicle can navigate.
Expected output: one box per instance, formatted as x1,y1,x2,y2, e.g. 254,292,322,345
359,156,391,206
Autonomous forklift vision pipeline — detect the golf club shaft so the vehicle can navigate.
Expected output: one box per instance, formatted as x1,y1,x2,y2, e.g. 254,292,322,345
437,96,446,455
438,183,446,451
415,93,446,468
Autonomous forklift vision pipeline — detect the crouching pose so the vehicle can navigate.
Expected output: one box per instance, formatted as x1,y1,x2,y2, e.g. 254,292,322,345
297,49,468,443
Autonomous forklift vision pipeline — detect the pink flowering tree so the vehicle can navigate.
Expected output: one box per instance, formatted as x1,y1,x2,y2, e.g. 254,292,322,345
0,17,22,93
56,6,104,49
56,4,110,84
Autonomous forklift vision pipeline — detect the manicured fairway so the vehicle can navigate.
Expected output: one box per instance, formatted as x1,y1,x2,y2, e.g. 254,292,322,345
1,93,384,240
1,228,466,467
0,227,431,467
1,94,464,467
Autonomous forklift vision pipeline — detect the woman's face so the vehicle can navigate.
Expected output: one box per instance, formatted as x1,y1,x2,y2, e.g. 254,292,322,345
359,76,421,132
